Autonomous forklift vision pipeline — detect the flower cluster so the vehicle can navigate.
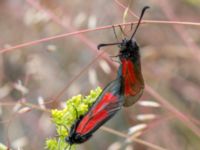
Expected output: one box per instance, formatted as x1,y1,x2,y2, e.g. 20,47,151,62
45,87,102,150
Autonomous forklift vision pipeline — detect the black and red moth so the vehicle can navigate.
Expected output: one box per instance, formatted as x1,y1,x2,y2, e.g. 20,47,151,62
98,6,149,107
65,76,124,146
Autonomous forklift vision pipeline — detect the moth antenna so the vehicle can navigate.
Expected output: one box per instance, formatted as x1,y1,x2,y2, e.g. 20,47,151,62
97,42,121,50
130,6,150,40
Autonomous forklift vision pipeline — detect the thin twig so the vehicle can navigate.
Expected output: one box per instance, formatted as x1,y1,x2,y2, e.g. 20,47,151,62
146,85,200,137
101,126,167,150
0,20,199,54
157,0,200,62
50,52,104,103
0,101,50,113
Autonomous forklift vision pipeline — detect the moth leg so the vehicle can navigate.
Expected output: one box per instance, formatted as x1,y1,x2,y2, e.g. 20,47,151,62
118,25,127,37
112,25,119,42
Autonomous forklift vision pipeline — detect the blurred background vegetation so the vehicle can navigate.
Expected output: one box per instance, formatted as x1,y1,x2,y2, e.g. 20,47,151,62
0,0,200,150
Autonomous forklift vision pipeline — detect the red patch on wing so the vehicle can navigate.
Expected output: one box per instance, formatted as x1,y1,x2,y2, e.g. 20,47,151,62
122,59,141,96
76,93,117,134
